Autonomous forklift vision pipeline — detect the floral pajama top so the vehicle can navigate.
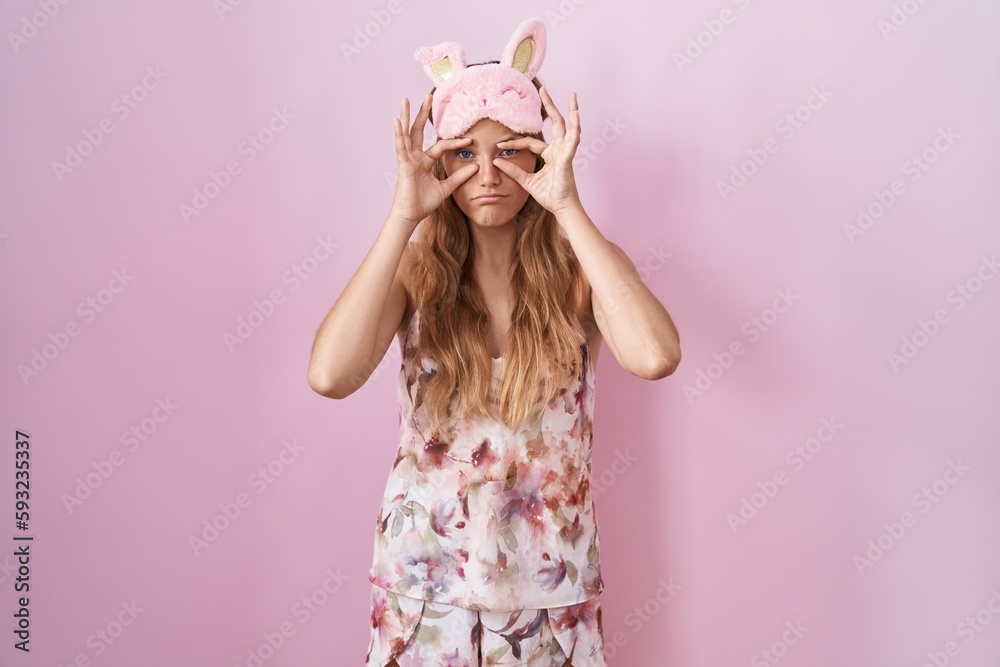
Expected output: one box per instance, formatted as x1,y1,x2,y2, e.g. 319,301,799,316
368,308,605,612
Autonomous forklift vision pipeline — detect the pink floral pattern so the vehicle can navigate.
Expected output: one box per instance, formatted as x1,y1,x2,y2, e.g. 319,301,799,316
368,308,605,612
364,582,607,666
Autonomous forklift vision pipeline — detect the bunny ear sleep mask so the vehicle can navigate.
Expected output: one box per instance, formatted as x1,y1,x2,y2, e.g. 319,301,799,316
413,17,547,140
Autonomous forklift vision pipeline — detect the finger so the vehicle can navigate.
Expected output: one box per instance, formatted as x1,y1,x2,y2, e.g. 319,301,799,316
492,158,527,187
540,86,566,139
440,163,480,196
401,98,411,152
562,96,581,158
496,136,548,155
394,117,406,164
409,92,432,152
425,135,473,161
569,92,581,144
565,111,581,158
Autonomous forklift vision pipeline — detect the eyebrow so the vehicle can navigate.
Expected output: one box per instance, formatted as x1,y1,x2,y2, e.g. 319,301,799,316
461,135,520,145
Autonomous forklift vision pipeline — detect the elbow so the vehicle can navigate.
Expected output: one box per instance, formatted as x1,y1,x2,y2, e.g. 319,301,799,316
307,367,352,399
648,346,681,380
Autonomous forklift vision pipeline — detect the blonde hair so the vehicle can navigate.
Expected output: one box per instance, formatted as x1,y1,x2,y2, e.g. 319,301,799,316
413,64,588,433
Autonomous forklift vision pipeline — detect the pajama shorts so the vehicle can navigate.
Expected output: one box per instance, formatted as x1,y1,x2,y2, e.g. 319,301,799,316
364,583,607,667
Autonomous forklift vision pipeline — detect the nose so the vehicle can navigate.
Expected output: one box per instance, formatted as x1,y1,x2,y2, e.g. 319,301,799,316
476,153,502,186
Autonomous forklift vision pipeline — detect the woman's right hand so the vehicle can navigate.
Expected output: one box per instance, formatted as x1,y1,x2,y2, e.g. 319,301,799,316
389,93,480,229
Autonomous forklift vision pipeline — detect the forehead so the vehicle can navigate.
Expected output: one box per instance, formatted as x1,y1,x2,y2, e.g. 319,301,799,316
460,118,522,143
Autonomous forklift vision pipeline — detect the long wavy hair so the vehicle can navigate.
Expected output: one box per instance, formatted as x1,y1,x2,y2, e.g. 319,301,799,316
412,61,588,434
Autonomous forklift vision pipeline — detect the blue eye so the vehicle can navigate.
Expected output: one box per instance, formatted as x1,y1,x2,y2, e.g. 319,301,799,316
455,148,518,159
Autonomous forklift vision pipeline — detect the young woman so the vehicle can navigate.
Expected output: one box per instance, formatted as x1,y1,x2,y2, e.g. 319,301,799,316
308,18,680,667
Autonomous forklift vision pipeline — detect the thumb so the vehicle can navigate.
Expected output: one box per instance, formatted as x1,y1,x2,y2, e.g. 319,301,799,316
440,163,479,197
492,159,526,186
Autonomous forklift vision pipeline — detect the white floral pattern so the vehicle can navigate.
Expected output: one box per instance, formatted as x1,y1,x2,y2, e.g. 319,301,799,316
368,307,605,612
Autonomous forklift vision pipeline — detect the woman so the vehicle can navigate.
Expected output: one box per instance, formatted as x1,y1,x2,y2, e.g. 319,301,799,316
308,18,681,667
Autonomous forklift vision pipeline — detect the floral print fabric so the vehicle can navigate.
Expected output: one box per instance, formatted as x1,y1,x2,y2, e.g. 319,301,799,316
368,307,605,612
364,582,607,667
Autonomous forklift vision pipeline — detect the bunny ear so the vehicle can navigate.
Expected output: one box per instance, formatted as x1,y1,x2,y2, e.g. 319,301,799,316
500,17,546,80
413,41,467,84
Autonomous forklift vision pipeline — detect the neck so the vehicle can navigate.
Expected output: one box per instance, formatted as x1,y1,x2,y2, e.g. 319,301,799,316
469,220,517,280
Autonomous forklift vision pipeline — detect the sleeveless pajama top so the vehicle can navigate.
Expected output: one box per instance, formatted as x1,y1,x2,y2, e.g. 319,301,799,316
368,307,605,612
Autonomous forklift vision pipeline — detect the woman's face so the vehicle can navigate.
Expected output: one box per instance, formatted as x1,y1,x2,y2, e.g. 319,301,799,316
440,118,537,229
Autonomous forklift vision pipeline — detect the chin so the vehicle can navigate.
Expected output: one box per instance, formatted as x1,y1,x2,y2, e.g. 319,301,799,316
471,209,521,226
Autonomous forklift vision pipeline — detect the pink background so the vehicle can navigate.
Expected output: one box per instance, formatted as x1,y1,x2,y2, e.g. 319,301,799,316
2,1,999,665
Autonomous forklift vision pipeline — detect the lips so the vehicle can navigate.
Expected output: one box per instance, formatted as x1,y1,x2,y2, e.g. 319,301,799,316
474,194,508,201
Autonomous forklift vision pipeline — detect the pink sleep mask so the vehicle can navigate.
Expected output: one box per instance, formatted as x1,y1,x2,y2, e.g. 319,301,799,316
413,17,547,140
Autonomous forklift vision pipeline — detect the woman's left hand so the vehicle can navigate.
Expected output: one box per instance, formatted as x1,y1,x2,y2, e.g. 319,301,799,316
491,87,583,217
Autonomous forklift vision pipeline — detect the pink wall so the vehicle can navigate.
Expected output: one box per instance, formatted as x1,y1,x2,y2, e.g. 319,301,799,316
2,1,999,665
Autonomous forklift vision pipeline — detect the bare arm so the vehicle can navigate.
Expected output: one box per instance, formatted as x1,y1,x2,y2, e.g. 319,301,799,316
559,202,681,380
307,215,414,399
491,88,681,379
308,94,479,398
